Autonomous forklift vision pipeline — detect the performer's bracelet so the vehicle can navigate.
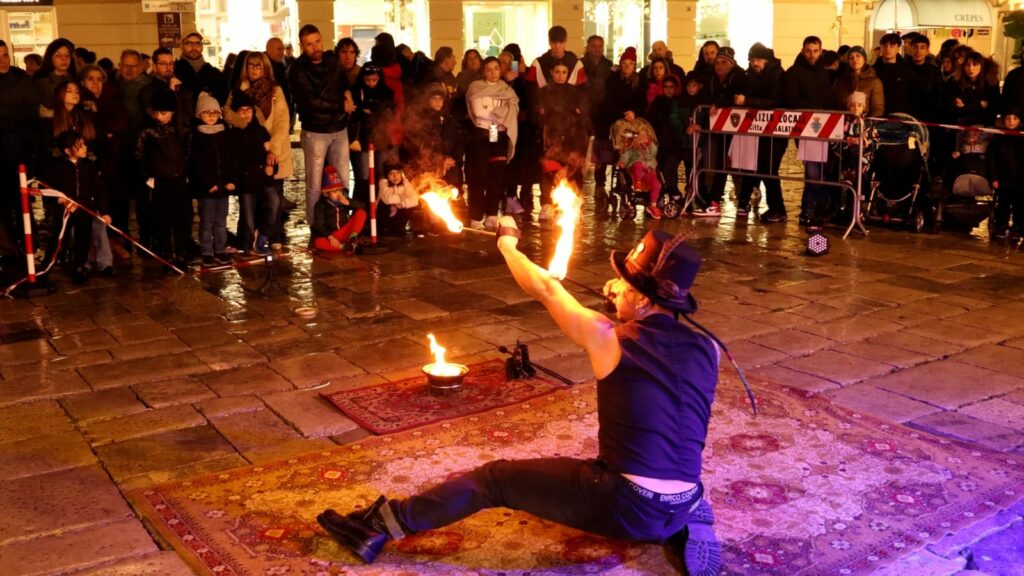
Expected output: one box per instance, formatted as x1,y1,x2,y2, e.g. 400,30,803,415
496,226,521,244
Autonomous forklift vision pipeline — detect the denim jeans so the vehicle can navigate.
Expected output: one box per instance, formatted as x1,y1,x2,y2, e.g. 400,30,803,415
391,458,701,543
301,128,350,223
199,196,228,255
803,160,828,219
90,219,112,269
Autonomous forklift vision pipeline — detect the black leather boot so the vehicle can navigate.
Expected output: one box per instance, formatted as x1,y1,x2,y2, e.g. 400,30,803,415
317,496,403,563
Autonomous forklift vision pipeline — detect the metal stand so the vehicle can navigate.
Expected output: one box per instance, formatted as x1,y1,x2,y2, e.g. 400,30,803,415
244,253,287,298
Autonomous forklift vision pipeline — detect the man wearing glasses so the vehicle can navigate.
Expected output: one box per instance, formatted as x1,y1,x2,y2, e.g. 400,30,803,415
174,32,227,105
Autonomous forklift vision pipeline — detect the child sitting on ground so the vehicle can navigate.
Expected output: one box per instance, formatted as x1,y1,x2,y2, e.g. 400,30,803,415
611,112,662,219
49,130,112,283
189,92,238,266
377,162,420,236
311,166,366,253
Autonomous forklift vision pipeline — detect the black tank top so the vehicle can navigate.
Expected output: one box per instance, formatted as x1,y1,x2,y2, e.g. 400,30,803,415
597,313,718,482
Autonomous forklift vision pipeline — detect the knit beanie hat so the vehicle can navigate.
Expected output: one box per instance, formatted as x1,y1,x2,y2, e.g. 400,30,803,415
620,47,637,63
322,165,344,192
847,91,867,106
715,46,737,67
748,42,773,61
151,89,177,112
847,46,868,61
194,91,220,118
229,89,255,111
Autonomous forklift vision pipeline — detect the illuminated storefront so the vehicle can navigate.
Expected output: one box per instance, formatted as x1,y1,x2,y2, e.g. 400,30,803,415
1,0,57,67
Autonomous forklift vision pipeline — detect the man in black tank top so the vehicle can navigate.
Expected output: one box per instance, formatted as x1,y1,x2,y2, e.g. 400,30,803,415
318,221,723,575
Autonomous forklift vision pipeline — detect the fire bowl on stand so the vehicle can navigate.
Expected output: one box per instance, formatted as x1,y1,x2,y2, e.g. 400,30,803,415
423,363,469,394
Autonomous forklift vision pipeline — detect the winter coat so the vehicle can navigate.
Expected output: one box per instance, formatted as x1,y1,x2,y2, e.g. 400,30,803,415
289,51,348,133
705,67,746,109
945,77,1000,126
909,61,944,121
402,107,464,178
987,132,1024,188
174,59,228,105
1002,66,1024,115
378,178,419,208
224,85,293,179
231,120,274,193
583,54,614,122
189,127,239,198
136,122,188,181
535,83,590,161
648,94,694,154
350,80,396,150
137,77,194,135
119,73,152,133
601,72,643,134
0,67,39,163
527,50,587,88
311,195,366,238
873,57,915,115
47,157,108,215
743,62,784,110
833,65,885,117
785,54,833,110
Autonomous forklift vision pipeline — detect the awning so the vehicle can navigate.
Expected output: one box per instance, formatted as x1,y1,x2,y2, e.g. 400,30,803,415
873,0,993,30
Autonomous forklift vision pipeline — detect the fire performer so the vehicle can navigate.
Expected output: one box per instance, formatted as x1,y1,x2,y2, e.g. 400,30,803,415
318,217,723,575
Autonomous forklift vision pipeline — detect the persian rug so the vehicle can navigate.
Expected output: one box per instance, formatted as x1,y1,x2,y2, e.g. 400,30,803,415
131,373,1024,575
321,359,568,434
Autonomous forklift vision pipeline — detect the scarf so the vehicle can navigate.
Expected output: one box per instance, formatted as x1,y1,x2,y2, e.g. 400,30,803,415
186,55,205,74
246,77,275,119
197,123,225,134
465,79,519,159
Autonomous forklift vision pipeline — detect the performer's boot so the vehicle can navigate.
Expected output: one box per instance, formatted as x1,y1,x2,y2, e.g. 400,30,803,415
667,499,722,576
317,496,406,563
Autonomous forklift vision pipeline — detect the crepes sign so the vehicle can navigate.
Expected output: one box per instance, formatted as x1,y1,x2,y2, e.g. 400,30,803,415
709,107,847,141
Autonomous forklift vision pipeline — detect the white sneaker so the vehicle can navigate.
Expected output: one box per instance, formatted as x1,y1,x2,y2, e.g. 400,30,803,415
484,215,498,230
539,204,555,221
469,219,485,230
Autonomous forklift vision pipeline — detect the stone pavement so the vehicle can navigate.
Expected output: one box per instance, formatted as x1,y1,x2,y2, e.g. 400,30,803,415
2,162,1024,575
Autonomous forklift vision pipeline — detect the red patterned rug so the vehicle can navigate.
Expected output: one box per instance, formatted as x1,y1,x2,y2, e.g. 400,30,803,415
321,359,568,434
130,373,1024,575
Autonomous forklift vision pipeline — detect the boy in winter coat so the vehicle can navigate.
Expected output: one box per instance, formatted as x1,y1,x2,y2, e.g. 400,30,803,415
229,90,278,255
189,92,238,265
136,89,190,268
49,130,111,283
311,166,366,253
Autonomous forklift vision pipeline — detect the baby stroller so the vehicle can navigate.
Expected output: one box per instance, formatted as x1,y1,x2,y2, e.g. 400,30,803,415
862,113,934,233
606,121,683,220
934,127,996,237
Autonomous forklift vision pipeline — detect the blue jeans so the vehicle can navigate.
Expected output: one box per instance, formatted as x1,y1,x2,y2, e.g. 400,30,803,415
803,160,827,219
301,128,350,223
199,196,228,255
90,219,112,269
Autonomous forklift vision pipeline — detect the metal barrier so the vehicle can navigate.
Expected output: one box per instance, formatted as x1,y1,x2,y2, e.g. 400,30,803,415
689,106,867,239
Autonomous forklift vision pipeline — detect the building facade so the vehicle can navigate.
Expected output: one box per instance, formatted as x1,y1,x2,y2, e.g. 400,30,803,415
0,0,1017,74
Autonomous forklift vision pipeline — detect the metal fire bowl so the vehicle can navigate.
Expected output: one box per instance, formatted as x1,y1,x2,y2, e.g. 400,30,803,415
422,363,469,394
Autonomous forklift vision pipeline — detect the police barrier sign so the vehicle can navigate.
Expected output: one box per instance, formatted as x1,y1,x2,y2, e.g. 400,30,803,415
709,108,847,141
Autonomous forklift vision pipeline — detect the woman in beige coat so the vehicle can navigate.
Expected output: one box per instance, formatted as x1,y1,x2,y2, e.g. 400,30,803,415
832,46,884,118
225,51,292,251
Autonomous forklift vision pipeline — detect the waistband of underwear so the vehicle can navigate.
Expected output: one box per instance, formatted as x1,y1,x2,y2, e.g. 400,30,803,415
622,478,700,505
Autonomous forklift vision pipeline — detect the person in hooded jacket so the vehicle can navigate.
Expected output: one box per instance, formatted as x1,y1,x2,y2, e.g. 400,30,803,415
737,43,787,223
832,46,884,117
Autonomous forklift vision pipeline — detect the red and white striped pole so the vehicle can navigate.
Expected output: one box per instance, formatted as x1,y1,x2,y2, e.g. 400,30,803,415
18,165,35,284
367,144,378,246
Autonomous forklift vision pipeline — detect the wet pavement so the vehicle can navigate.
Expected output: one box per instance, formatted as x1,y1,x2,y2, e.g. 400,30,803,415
1,149,1023,575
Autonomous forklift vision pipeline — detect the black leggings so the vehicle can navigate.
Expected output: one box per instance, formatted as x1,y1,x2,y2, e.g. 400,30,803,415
391,457,701,543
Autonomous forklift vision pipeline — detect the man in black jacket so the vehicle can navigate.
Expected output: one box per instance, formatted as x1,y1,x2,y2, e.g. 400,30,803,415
693,47,744,217
0,40,39,259
266,37,294,132
906,34,943,122
785,36,833,225
174,32,227,105
290,24,356,225
873,32,914,116
738,43,788,223
583,35,614,194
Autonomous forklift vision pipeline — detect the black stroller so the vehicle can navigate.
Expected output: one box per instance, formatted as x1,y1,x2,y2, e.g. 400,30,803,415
862,113,934,233
934,127,997,238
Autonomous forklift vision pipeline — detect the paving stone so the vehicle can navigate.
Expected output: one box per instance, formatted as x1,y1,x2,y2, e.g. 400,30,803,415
171,324,239,349
868,330,968,360
236,323,308,347
50,329,118,356
116,454,249,492
268,351,364,388
316,373,389,396
61,388,147,423
74,551,195,576
755,329,835,357
102,319,174,345
908,411,1024,452
725,340,791,368
81,404,206,446
1004,336,1024,351
109,337,190,361
709,299,773,318
506,314,564,338
194,395,265,418
1005,388,1024,406
210,407,305,453
798,315,904,344
201,365,292,397
0,518,156,576
749,365,841,394
0,369,91,408
958,398,1024,431
0,465,132,545
78,352,211,389
462,279,534,304
262,388,359,438
339,336,430,373
865,361,1024,410
385,298,450,320
0,338,58,366
133,378,216,408
0,430,96,481
779,349,893,385
0,401,73,442
95,425,238,482
746,310,816,329
192,341,267,371
530,352,594,384
830,340,932,369
460,322,542,346
826,384,941,423
787,302,853,322
905,320,1005,348
0,349,112,380
696,317,777,342
949,344,1024,380
944,306,1024,338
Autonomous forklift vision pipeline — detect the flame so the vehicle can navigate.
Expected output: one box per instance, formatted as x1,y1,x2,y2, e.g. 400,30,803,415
425,333,462,376
421,188,463,233
547,180,581,280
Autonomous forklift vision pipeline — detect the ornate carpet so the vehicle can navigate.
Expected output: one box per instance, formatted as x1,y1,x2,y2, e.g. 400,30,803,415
131,373,1024,575
321,359,568,434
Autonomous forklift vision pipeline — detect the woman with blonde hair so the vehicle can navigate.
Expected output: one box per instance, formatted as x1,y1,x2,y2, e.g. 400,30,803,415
224,50,292,251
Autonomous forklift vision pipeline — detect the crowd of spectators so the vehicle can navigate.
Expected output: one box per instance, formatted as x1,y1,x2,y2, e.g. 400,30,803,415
1,25,1022,284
